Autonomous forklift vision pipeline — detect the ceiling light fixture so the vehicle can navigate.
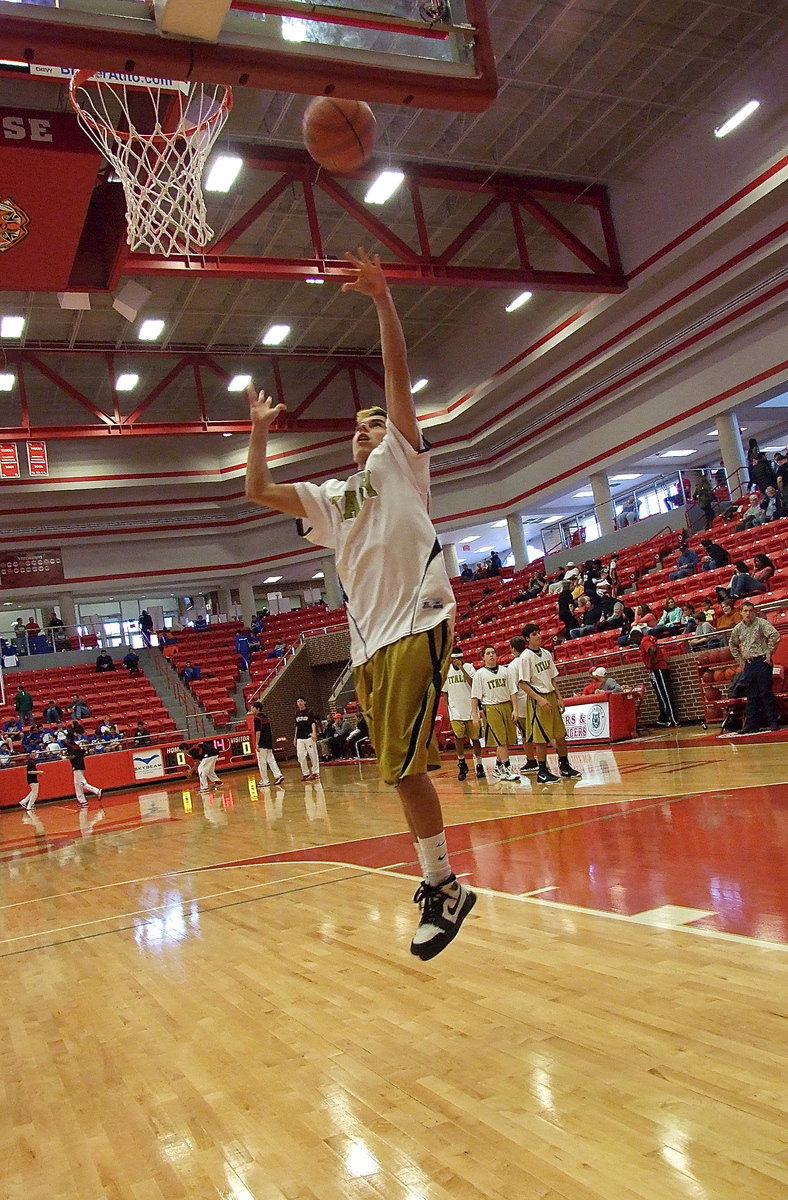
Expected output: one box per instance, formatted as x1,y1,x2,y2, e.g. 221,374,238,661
227,374,252,392
262,324,290,346
263,575,282,583
714,99,760,139
305,277,324,285
312,571,324,579
115,373,139,391
610,473,642,481
282,17,308,41
505,291,532,313
364,170,405,205
222,432,233,438
0,373,15,391
138,318,165,341
411,378,428,393
660,449,695,458
541,514,567,523
205,154,243,192
491,520,508,528
1,315,25,338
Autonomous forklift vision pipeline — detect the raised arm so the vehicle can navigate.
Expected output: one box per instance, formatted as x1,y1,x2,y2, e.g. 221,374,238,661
245,387,307,517
342,248,421,451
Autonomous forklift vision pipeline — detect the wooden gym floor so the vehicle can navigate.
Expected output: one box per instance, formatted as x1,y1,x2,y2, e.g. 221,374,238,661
2,730,787,1200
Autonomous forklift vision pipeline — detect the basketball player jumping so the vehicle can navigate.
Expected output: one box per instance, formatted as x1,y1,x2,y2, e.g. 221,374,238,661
245,247,476,960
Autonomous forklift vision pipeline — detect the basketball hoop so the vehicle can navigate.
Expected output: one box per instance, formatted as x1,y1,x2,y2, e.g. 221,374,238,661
69,71,233,256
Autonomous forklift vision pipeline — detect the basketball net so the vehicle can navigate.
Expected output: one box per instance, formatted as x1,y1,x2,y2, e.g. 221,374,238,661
69,73,233,256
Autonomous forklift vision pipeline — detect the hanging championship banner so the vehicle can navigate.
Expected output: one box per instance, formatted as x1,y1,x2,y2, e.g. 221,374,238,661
0,444,20,478
26,441,49,476
0,547,64,589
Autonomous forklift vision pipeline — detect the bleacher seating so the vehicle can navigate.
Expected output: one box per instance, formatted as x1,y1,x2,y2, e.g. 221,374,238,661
242,605,348,707
0,661,177,743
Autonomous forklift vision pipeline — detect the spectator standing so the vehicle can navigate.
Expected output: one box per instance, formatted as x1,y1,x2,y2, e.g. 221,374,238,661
728,602,781,733
442,649,485,780
140,610,154,647
693,476,716,529
557,579,578,637
64,733,103,807
293,697,321,781
15,685,34,728
746,438,760,486
750,452,776,494
13,618,27,656
516,623,581,783
629,630,678,727
250,702,284,786
488,550,502,576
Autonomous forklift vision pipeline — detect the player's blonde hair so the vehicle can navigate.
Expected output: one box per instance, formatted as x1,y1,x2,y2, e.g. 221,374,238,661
355,406,387,424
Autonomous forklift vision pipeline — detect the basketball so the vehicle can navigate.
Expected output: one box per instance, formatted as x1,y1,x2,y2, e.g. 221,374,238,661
302,97,376,174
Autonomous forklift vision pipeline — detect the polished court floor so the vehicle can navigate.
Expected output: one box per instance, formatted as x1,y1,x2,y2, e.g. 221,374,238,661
2,732,787,1199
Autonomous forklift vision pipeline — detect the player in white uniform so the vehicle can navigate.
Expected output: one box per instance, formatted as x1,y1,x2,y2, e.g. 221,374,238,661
507,635,538,775
245,247,475,961
517,623,582,783
471,645,519,781
442,648,485,780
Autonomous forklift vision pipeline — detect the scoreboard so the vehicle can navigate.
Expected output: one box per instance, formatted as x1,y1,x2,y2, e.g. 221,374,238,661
163,733,255,777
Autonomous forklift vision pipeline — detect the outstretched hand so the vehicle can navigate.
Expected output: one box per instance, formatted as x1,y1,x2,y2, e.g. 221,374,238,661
341,247,388,299
246,384,285,430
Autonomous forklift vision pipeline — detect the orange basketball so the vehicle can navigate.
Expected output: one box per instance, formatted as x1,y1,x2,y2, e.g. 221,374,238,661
302,97,376,174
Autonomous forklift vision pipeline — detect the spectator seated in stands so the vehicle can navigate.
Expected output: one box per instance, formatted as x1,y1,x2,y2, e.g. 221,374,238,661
753,553,775,587
194,615,208,630
688,610,721,651
716,561,768,603
699,538,731,571
345,713,370,758
22,723,45,753
680,602,698,632
160,629,178,648
134,720,152,746
620,494,639,525
459,564,473,581
70,695,91,720
327,711,352,759
598,599,633,632
180,661,201,682
42,698,63,724
267,642,286,659
654,597,685,636
569,594,603,638
760,486,786,522
583,666,623,695
3,717,22,734
95,650,115,672
736,492,765,530
669,545,699,580
122,649,141,675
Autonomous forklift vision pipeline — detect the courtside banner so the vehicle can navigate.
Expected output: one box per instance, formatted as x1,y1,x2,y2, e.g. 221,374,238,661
0,444,20,478
563,701,610,741
0,547,64,589
132,749,165,781
26,441,49,477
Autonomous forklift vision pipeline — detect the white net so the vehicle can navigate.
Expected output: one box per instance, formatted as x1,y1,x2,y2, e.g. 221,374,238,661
69,73,233,257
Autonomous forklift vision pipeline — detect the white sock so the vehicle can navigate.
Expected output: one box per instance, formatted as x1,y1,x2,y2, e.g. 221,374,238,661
417,831,452,888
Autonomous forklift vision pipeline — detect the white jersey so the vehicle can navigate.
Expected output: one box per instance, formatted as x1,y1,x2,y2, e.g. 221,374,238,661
295,423,456,667
443,661,475,722
471,665,515,708
508,658,529,718
517,646,559,695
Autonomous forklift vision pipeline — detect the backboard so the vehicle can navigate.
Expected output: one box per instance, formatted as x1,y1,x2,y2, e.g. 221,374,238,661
0,0,497,111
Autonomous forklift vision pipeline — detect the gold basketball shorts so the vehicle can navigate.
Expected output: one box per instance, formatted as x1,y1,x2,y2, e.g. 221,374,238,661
525,691,566,744
353,620,452,786
450,717,479,741
483,700,518,748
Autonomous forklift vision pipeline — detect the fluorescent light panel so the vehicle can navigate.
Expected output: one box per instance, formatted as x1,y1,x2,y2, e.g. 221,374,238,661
610,473,642,481
312,571,324,579
263,575,282,583
138,318,165,340
574,489,593,497
0,373,15,391
714,99,760,138
305,277,324,285
205,154,243,192
541,514,567,523
758,393,788,408
282,17,308,41
262,324,290,346
411,378,428,393
364,170,404,204
660,449,694,458
491,520,508,528
505,291,532,313
115,373,139,391
227,374,252,392
1,315,24,338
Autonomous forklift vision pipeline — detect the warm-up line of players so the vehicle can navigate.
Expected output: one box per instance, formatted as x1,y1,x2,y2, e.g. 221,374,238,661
443,625,581,785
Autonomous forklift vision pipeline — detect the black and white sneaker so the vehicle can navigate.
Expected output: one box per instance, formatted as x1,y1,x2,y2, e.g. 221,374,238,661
410,874,476,961
559,763,582,779
273,775,285,785
457,760,469,782
475,762,486,778
519,759,539,774
536,767,560,784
